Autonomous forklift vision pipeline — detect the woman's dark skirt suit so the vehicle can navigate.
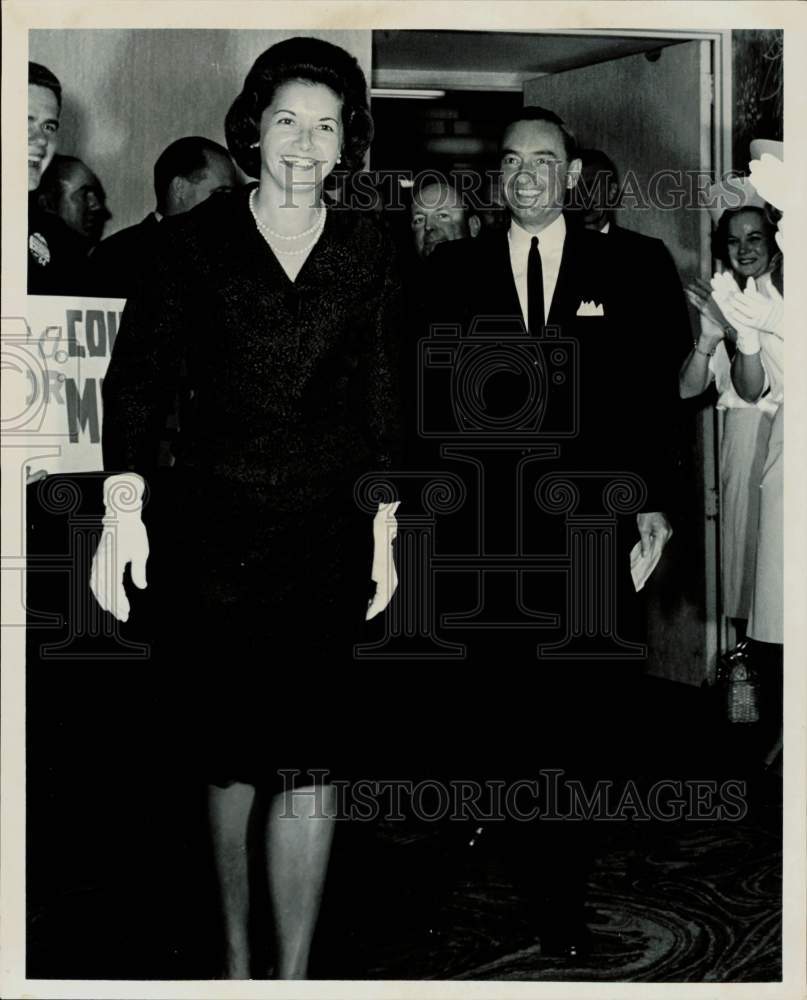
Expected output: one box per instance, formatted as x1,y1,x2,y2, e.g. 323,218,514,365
101,185,403,791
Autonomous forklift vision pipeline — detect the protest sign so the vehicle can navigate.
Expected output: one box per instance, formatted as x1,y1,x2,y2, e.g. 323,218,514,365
5,297,125,474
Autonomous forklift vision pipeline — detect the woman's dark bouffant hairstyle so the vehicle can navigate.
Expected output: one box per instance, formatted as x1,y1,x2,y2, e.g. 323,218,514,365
225,36,373,179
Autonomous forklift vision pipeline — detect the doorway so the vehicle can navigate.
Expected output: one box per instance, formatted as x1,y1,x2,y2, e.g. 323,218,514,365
371,28,730,685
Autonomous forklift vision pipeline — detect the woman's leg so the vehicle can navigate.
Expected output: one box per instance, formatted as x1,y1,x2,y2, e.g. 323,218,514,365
207,781,256,979
266,782,336,980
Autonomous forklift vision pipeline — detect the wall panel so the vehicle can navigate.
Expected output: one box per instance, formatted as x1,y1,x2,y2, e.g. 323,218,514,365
30,29,371,235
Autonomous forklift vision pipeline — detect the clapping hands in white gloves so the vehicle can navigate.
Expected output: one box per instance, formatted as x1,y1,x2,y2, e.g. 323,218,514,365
721,276,783,339
89,474,149,622
710,272,760,356
709,269,741,314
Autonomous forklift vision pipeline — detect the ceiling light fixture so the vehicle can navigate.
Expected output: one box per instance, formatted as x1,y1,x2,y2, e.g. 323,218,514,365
371,88,446,100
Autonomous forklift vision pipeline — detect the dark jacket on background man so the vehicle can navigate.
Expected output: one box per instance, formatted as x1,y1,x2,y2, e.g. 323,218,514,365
87,213,162,300
28,192,89,295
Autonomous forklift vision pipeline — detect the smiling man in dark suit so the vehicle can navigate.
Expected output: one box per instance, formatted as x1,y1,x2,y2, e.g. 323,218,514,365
418,107,691,957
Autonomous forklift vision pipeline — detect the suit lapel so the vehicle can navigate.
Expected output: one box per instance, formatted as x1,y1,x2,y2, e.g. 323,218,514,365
548,225,585,326
547,225,610,325
489,231,523,320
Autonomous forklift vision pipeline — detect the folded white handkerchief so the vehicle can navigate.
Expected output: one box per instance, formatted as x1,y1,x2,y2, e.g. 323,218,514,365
576,300,604,317
629,537,664,592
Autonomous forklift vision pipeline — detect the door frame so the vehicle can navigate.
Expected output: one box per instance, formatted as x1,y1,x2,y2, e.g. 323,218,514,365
529,29,730,678
373,26,733,679
521,34,725,683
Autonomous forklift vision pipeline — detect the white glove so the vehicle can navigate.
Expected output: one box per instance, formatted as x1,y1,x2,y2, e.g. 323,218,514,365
734,325,761,356
722,276,783,337
366,501,399,621
710,272,758,354
709,270,741,314
89,474,149,622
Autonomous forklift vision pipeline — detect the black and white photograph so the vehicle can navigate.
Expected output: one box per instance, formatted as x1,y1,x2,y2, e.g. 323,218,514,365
2,2,805,997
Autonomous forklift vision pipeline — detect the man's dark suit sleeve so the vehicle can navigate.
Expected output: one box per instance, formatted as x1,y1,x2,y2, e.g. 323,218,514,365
86,237,129,300
625,237,692,514
652,240,694,375
101,223,191,476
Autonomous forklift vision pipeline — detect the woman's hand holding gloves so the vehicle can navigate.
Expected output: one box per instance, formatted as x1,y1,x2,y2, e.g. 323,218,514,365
366,501,400,621
89,474,149,622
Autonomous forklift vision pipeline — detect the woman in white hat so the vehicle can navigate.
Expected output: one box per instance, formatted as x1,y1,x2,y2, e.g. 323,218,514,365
679,180,782,657
723,141,784,764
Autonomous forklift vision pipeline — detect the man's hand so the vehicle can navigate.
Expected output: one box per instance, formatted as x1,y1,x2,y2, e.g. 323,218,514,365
366,501,400,621
636,511,672,559
89,474,149,622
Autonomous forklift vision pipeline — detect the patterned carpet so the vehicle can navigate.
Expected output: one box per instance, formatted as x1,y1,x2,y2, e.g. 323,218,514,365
313,775,782,982
26,659,782,983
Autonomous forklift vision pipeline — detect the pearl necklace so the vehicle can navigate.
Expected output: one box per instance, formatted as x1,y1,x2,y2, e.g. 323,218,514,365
249,188,326,255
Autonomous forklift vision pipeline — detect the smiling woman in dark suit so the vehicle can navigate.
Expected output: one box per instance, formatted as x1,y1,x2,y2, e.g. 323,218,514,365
93,37,401,980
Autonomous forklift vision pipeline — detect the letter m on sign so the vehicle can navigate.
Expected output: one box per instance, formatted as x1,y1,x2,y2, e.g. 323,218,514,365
65,378,100,444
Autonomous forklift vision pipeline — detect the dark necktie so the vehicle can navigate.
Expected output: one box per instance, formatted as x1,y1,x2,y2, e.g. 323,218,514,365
527,235,545,334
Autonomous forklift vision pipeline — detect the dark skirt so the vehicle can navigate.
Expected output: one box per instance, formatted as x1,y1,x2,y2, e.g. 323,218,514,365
147,471,375,792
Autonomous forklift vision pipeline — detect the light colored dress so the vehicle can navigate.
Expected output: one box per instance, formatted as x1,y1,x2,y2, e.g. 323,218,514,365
707,277,778,621
745,275,783,644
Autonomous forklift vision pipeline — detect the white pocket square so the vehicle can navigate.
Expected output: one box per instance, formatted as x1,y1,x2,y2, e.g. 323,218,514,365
576,300,604,316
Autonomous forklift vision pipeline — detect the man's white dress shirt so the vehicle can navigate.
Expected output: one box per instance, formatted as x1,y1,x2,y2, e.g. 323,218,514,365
508,212,566,327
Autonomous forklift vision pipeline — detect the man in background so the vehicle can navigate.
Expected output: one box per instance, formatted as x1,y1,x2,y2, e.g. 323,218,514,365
572,147,686,286
37,154,111,251
571,146,692,421
89,137,235,464
410,177,481,259
28,62,88,294
88,136,237,299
